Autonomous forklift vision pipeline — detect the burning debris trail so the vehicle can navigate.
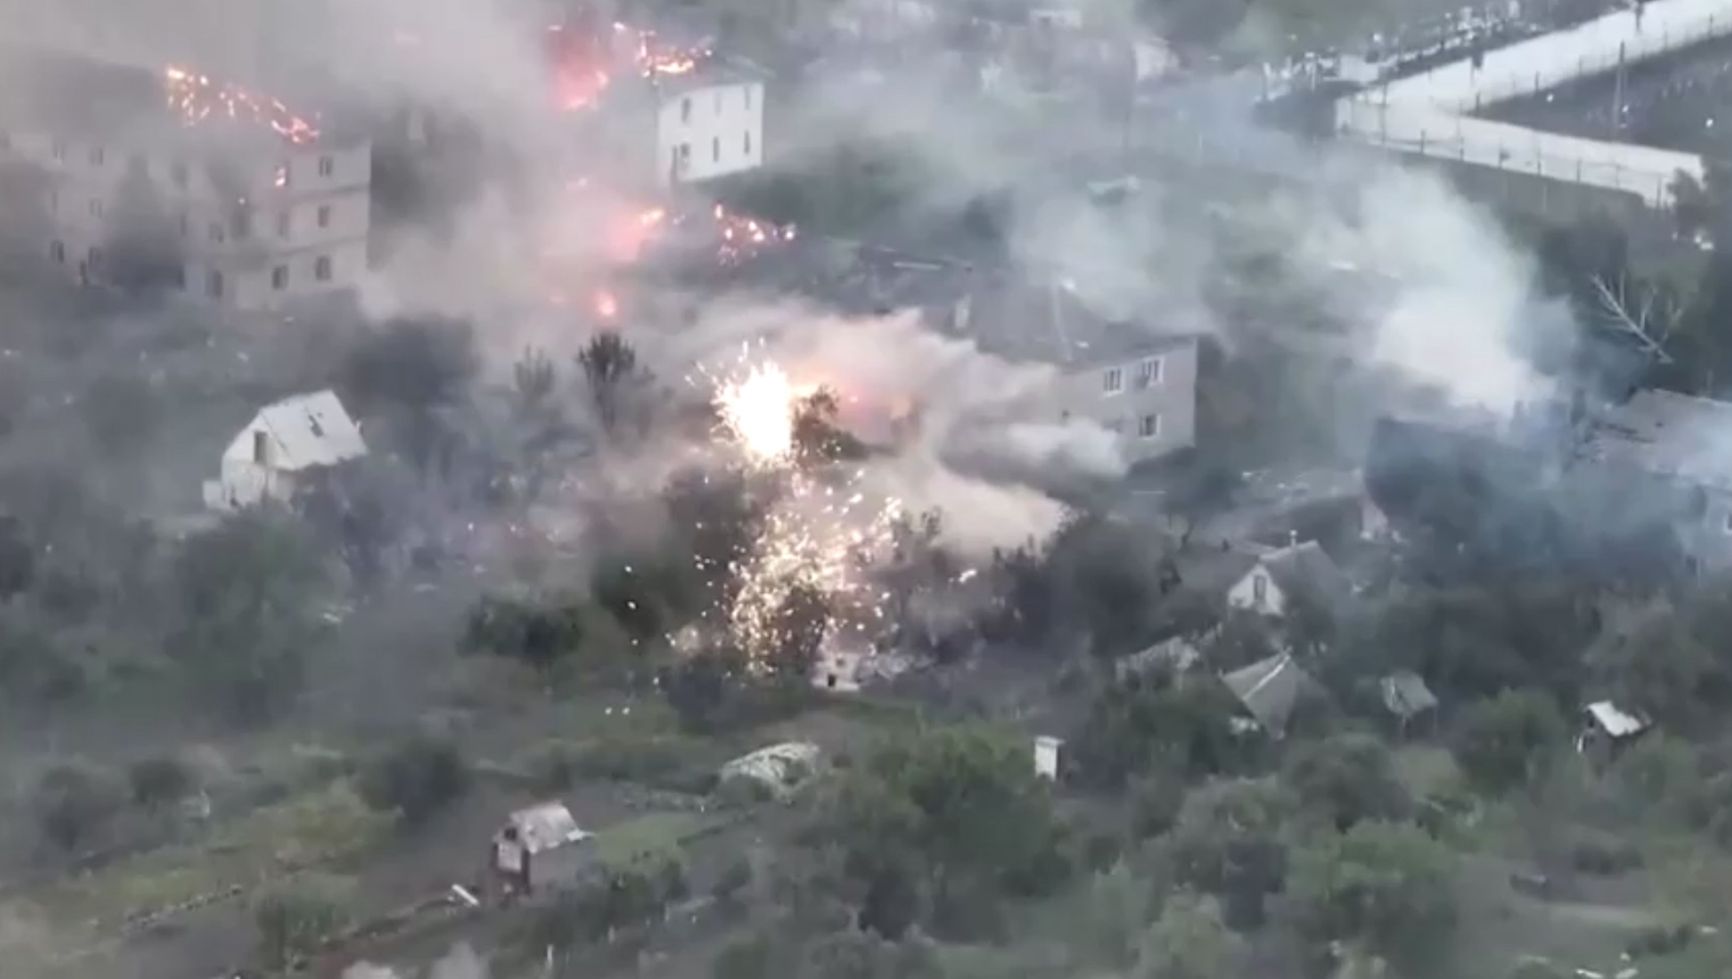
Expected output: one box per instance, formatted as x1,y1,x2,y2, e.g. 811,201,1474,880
162,66,320,143
695,346,903,671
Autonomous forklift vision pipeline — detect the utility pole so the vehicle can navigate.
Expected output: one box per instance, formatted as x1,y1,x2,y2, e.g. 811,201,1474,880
1611,40,1626,140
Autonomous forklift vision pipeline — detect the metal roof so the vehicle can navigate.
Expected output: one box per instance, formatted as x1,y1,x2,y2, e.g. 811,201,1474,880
254,389,366,471
503,801,591,854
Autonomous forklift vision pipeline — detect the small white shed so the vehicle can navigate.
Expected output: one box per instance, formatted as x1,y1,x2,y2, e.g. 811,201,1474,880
492,801,595,894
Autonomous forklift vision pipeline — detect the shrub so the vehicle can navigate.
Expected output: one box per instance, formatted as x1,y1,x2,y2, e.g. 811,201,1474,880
34,760,123,852
359,733,469,824
128,755,195,810
254,873,354,970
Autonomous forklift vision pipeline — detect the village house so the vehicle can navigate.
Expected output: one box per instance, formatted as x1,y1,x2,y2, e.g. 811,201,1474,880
0,45,371,310
719,742,823,800
1221,651,1316,739
492,801,597,896
938,273,1203,468
1577,700,1651,764
203,389,367,511
1225,539,1352,620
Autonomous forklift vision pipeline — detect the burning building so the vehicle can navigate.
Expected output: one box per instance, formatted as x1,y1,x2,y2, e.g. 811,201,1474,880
0,46,370,310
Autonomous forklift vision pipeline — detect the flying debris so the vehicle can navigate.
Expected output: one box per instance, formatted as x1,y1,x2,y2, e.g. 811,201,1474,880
162,66,320,144
696,347,903,672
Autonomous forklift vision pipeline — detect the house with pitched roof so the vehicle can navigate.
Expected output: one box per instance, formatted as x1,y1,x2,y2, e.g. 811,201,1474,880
1224,539,1352,620
937,272,1204,468
202,389,367,511
1221,651,1315,739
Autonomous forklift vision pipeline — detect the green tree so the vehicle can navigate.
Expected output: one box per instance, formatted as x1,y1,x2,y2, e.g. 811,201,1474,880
359,732,469,825
1282,732,1412,831
33,760,123,852
1452,690,1568,796
1287,821,1456,972
1169,778,1292,928
254,873,353,971
791,387,866,465
578,331,645,436
1080,862,1152,971
171,511,327,722
462,593,586,678
1136,891,1240,979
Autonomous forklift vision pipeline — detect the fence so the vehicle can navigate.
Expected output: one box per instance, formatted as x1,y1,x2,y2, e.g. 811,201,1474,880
1335,98,1701,206
1379,0,1732,111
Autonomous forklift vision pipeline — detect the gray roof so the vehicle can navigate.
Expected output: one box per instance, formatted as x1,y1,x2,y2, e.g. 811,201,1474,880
502,802,590,854
1222,652,1311,738
1118,634,1202,680
1380,670,1438,719
1259,540,1352,612
1582,389,1732,492
949,273,1202,369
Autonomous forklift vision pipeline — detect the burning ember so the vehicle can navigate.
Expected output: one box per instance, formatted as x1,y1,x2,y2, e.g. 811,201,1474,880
547,19,714,111
696,347,903,670
163,66,319,144
594,289,620,320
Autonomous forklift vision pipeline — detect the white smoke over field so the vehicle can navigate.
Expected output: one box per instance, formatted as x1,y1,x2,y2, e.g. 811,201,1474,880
1297,164,1559,414
343,941,488,979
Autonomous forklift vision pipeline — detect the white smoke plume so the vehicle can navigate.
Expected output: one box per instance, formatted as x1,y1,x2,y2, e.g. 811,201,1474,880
342,941,488,979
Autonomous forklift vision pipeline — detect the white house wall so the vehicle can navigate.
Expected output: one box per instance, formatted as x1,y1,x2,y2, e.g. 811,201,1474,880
1227,566,1286,617
656,81,764,186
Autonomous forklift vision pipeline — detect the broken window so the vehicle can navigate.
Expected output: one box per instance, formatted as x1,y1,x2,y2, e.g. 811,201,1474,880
743,131,752,155
253,430,269,464
317,204,331,229
314,255,332,281
1252,573,1267,606
1103,367,1123,394
681,97,692,123
712,136,720,162
49,240,64,264
1139,413,1161,438
318,155,334,178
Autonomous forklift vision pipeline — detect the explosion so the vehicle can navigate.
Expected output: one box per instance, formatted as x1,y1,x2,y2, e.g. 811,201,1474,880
698,350,903,672
715,359,798,465
163,66,320,144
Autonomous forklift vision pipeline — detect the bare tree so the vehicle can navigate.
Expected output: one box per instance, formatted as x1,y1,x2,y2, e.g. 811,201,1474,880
1592,274,1676,366
513,347,557,418
577,331,642,436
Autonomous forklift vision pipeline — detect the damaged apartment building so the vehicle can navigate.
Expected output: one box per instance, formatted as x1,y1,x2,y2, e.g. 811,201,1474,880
0,46,370,310
1368,387,1732,578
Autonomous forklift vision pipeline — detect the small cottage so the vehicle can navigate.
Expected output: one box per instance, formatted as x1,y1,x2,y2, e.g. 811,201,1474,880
1225,540,1351,620
203,389,367,511
1577,701,1651,764
1221,652,1315,740
492,802,595,895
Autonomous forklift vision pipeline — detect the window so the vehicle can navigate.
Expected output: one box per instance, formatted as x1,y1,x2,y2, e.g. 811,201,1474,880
317,204,331,229
744,87,752,109
87,246,103,270
1252,572,1267,606
1134,357,1162,388
1723,510,1732,534
714,91,723,112
743,131,752,155
253,430,269,464
87,198,103,218
680,97,692,123
318,155,334,178
49,240,64,264
314,255,332,281
276,211,291,238
207,269,224,298
50,139,64,162
712,136,720,162
1102,367,1123,394
271,265,288,290
88,145,104,166
171,161,188,190
1139,413,1161,438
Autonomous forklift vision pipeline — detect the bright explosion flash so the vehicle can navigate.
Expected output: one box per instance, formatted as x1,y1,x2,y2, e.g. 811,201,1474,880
716,360,798,466
697,351,903,672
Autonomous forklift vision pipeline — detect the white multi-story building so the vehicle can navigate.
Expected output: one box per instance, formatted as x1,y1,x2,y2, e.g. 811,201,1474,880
0,47,370,311
651,66,766,187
